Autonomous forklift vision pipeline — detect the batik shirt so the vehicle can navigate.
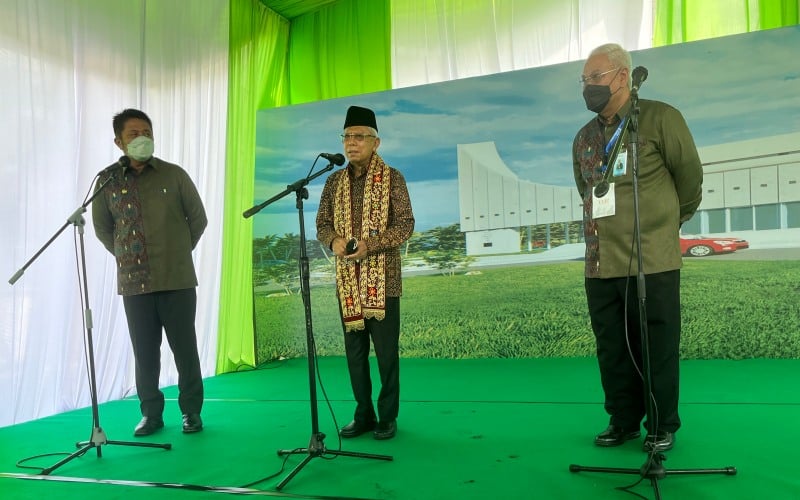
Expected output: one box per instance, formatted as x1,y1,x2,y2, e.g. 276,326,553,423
92,157,207,295
316,162,415,297
572,99,703,278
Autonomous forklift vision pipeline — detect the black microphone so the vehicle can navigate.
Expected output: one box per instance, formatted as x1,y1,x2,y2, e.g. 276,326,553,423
100,156,130,176
320,153,345,166
345,238,358,255
593,113,631,198
594,178,611,198
631,66,648,92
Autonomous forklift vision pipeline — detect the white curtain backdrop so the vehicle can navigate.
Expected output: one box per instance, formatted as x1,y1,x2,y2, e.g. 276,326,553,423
390,0,653,88
0,0,228,427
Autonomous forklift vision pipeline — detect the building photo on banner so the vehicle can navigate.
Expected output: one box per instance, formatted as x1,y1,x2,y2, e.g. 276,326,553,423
250,26,800,365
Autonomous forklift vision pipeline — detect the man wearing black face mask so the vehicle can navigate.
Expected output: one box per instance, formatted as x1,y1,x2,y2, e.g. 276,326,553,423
572,44,703,453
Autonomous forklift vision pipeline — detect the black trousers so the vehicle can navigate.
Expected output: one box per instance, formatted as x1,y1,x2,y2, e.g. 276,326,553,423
342,297,400,424
585,270,681,434
122,288,203,418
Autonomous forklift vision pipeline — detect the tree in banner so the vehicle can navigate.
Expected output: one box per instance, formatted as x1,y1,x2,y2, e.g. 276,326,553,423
415,223,474,276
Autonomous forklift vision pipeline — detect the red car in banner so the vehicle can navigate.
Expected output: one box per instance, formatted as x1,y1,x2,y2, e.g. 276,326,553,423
679,234,750,257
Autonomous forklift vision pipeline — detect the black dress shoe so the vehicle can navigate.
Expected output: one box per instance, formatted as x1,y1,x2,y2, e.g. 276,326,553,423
339,420,376,438
373,420,397,440
594,425,641,447
182,413,203,433
134,416,164,436
643,432,674,452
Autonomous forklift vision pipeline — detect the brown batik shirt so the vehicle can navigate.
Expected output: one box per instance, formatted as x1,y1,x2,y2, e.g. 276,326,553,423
316,162,415,297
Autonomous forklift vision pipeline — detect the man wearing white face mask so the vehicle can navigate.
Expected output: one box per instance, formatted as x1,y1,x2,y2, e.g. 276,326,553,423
92,108,208,437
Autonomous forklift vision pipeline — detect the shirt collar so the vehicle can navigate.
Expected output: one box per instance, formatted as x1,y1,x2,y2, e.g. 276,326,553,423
596,98,632,127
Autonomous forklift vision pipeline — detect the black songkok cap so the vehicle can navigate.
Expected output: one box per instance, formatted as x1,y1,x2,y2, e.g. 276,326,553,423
343,105,378,132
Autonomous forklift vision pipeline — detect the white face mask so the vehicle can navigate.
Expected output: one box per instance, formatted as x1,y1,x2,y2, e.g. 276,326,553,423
126,135,154,161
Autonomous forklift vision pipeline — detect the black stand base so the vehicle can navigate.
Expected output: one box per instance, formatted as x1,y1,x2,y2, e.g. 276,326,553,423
41,426,171,475
275,432,392,490
570,452,736,499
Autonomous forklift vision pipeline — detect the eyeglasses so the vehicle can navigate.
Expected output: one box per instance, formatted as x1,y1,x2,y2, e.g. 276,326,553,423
340,133,376,143
579,67,619,86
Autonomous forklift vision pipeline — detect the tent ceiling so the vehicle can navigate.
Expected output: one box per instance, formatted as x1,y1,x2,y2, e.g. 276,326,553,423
259,0,339,19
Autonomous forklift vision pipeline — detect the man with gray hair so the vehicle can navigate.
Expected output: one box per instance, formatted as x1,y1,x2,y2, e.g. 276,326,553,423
572,44,703,453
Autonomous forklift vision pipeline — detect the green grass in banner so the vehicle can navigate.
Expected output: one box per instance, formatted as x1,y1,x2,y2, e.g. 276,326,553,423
679,259,800,358
254,260,800,362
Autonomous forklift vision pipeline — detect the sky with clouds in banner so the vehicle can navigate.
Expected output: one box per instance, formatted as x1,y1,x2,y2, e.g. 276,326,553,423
251,25,800,237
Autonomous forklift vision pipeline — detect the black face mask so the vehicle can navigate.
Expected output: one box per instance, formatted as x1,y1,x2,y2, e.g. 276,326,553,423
582,84,611,113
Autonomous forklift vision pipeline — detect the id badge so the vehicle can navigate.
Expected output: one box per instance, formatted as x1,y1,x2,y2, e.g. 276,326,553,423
592,182,616,219
612,148,627,177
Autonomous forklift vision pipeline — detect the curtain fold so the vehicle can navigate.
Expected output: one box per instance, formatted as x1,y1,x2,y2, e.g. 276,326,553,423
218,0,290,373
216,0,390,371
142,1,229,390
1,0,229,427
389,0,653,88
654,0,799,45
287,0,391,104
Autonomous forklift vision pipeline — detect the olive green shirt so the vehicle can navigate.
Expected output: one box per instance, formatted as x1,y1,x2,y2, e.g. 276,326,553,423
92,157,207,295
572,98,703,278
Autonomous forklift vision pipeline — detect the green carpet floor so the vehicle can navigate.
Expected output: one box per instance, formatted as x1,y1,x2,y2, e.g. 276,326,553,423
1,357,798,499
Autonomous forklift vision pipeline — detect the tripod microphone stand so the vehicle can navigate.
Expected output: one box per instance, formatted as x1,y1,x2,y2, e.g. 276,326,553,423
9,169,171,475
569,78,736,499
243,157,392,492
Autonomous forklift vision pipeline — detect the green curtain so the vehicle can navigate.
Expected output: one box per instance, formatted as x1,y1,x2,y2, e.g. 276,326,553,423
218,0,290,373
218,0,390,373
654,0,799,45
287,0,391,104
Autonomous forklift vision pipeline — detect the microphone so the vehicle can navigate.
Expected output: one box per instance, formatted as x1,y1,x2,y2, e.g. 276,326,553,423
100,156,130,176
345,238,358,255
593,114,631,198
631,66,648,92
594,178,611,198
320,153,345,166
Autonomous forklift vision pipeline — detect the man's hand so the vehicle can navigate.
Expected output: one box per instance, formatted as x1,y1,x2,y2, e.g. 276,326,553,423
331,237,348,257
347,240,368,261
332,236,368,261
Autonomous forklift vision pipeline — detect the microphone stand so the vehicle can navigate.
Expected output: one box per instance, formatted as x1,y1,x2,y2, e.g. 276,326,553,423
568,86,736,498
9,173,171,476
243,159,392,492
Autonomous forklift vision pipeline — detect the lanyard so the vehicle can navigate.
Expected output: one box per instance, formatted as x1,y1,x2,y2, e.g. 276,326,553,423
602,117,627,173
